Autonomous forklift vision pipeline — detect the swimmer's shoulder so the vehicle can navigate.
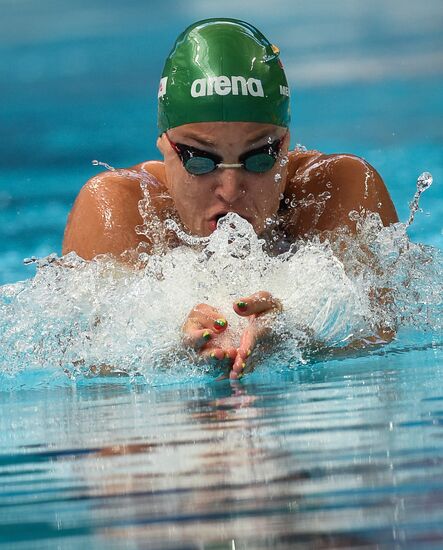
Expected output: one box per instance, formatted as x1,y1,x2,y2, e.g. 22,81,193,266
283,149,398,234
82,160,168,200
62,160,172,260
286,148,362,186
287,147,323,177
286,149,387,197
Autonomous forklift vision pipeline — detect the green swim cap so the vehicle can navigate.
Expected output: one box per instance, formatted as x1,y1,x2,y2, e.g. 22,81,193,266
157,18,290,134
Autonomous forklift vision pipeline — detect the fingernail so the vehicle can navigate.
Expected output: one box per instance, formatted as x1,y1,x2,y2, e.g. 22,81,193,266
241,362,246,370
237,301,247,310
214,318,227,331
202,330,211,341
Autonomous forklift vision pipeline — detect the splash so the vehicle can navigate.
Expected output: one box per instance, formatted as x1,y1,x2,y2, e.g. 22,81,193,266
0,171,441,387
406,171,433,227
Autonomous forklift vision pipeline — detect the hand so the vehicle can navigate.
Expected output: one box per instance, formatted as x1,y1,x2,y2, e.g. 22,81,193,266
182,303,237,367
229,291,282,380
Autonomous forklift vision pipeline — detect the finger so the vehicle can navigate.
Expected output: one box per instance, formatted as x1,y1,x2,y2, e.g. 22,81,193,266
230,361,246,380
233,291,282,317
224,347,238,363
238,325,256,356
230,355,246,377
183,303,228,331
183,327,214,350
229,324,257,379
200,347,225,361
204,347,236,381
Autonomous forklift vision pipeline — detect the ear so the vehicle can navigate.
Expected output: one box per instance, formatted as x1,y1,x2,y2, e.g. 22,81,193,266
283,129,291,151
157,134,167,156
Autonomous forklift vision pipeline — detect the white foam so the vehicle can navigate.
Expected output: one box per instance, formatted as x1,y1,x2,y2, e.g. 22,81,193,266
1,209,441,384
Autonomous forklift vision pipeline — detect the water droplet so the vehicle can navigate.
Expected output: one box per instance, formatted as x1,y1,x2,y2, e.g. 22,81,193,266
318,191,331,201
406,171,433,227
290,199,298,208
279,156,289,167
284,198,290,204
417,171,433,192
279,193,285,200
274,173,282,183
91,160,116,171
295,143,307,153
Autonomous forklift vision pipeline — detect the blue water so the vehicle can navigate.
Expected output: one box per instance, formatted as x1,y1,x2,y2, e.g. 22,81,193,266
1,1,443,548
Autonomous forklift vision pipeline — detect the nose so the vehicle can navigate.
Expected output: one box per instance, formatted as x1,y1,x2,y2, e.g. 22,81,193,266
214,168,245,204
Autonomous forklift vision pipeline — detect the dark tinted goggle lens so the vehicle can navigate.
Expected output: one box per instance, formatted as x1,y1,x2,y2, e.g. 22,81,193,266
243,153,276,173
184,156,217,175
168,133,284,175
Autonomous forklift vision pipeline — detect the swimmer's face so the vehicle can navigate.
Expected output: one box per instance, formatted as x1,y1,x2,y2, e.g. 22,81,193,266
157,122,289,237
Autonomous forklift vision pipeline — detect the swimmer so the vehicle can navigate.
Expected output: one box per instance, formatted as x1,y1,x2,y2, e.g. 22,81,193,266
62,18,398,379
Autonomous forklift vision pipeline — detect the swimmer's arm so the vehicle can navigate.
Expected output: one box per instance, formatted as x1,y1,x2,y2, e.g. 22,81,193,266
287,155,398,343
62,162,165,262
324,156,398,341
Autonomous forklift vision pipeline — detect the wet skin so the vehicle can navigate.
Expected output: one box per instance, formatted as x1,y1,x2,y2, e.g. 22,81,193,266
63,122,399,378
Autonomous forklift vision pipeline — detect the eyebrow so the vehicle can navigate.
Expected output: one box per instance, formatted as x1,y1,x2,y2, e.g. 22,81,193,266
179,133,216,147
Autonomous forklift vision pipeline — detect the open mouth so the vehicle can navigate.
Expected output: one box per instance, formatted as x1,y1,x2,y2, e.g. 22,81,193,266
209,212,228,232
209,211,251,232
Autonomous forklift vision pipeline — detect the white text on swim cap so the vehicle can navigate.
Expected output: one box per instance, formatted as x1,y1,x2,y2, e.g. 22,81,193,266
190,76,264,98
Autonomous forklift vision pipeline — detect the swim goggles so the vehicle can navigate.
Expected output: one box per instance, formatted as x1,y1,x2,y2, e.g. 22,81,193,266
165,132,286,175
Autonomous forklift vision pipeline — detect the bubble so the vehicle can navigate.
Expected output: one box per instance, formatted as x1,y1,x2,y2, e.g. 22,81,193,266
274,173,282,183
279,156,289,167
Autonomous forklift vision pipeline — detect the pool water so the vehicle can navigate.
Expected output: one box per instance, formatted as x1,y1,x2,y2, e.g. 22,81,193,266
2,349,443,548
1,1,443,548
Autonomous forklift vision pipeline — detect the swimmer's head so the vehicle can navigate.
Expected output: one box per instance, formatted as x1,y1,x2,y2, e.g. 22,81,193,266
157,18,291,134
